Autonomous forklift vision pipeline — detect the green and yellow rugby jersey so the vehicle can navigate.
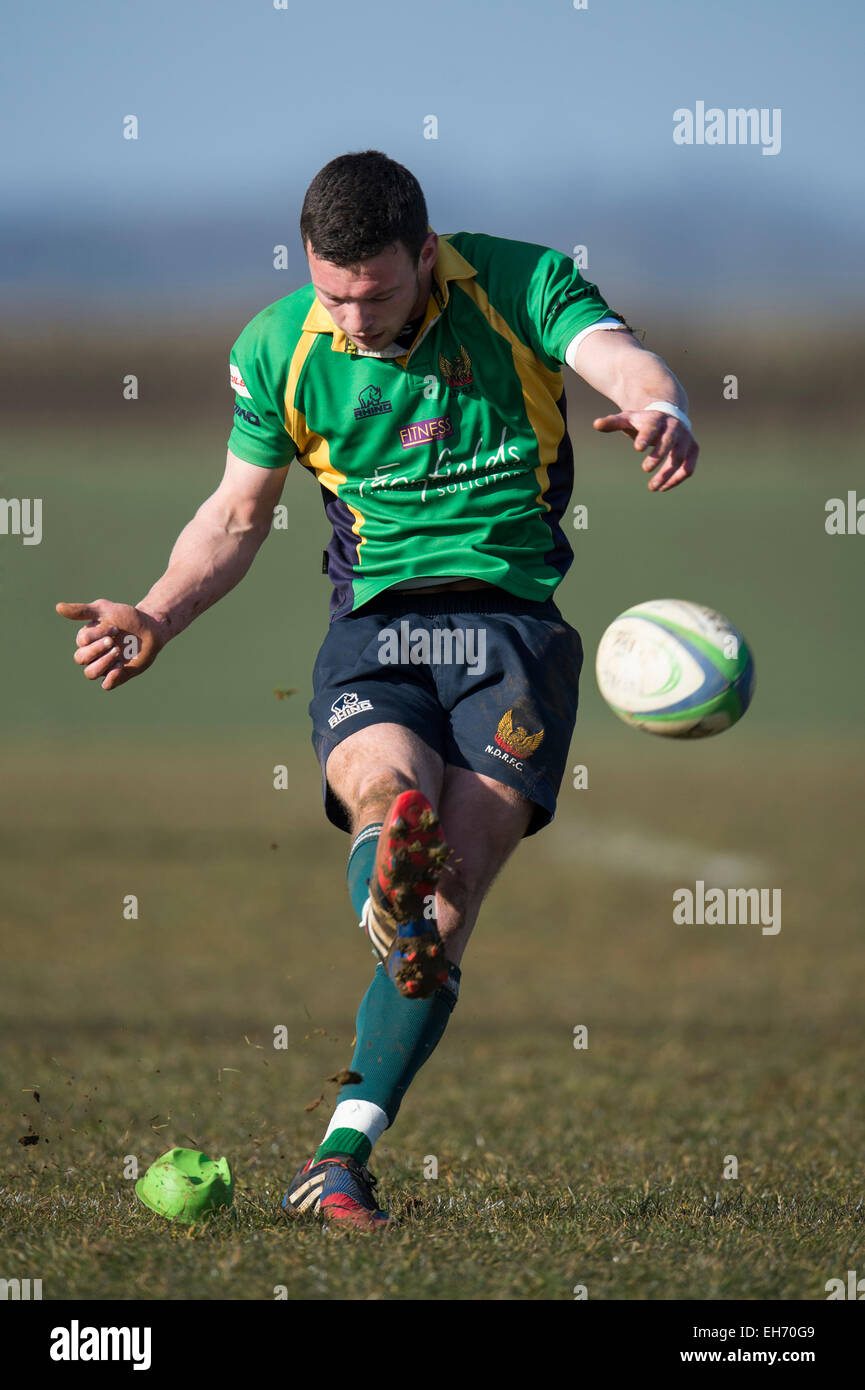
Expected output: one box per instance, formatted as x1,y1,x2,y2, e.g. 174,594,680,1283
227,231,623,620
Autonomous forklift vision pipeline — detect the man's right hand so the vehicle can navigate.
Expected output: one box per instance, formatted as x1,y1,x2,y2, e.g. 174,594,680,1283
56,600,167,691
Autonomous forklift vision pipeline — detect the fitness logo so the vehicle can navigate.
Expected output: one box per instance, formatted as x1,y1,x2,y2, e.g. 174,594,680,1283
399,414,454,449
233,403,260,427
439,345,473,389
485,706,545,769
328,690,374,728
353,384,393,419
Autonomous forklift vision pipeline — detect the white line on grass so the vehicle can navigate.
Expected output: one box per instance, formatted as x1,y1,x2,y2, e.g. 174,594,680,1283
542,818,772,885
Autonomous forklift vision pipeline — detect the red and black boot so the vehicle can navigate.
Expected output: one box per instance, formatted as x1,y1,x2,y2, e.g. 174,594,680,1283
361,790,451,999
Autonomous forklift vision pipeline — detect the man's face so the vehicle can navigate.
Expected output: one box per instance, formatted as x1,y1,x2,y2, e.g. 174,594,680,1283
306,233,438,350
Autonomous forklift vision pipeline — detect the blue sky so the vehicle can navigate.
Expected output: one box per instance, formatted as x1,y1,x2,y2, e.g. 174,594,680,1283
3,0,862,309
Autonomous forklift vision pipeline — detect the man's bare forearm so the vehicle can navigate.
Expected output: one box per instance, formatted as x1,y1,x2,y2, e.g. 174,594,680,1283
136,493,272,641
577,329,689,414
615,348,688,414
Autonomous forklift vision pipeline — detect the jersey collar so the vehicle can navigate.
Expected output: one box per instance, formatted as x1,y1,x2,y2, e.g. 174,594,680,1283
301,233,477,355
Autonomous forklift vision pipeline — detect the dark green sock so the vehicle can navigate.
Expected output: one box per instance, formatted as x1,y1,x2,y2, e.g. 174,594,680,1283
346,822,382,919
315,962,461,1164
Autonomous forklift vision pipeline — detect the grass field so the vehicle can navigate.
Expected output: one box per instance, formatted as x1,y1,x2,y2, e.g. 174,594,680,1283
2,733,863,1300
1,418,863,1300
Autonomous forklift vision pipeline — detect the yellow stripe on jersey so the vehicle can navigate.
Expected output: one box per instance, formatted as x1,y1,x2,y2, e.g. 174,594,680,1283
455,279,565,515
283,333,367,564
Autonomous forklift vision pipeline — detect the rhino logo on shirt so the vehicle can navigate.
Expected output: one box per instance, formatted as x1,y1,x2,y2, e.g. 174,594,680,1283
354,384,393,420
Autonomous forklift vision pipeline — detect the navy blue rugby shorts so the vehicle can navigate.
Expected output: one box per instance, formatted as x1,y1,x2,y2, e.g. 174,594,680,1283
308,587,584,837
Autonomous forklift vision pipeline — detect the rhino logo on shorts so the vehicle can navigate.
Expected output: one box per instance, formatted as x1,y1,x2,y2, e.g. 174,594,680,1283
328,690,374,728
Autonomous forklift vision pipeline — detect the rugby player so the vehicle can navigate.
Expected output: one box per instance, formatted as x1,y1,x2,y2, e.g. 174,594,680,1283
58,151,698,1229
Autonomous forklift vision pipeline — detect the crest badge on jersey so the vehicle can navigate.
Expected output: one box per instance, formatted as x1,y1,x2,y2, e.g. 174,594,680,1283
439,345,474,389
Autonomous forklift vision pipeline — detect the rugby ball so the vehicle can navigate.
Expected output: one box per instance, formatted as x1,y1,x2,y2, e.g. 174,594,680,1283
595,599,755,738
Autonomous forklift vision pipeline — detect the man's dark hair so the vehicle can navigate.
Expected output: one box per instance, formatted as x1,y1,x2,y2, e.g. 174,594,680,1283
300,150,429,267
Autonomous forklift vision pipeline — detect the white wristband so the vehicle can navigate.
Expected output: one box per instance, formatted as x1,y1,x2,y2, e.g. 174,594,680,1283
643,400,692,431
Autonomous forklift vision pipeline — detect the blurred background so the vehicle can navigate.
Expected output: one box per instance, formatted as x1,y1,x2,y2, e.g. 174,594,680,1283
2,0,864,1300
2,0,863,736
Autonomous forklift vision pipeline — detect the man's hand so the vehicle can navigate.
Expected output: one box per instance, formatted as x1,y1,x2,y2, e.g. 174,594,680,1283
568,327,698,492
593,409,699,492
56,600,167,691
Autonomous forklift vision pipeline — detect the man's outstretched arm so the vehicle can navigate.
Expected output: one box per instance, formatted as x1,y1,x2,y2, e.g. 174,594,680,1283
569,326,699,492
56,449,289,690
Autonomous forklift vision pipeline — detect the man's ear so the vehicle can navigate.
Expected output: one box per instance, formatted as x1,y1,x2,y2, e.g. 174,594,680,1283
419,231,438,270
